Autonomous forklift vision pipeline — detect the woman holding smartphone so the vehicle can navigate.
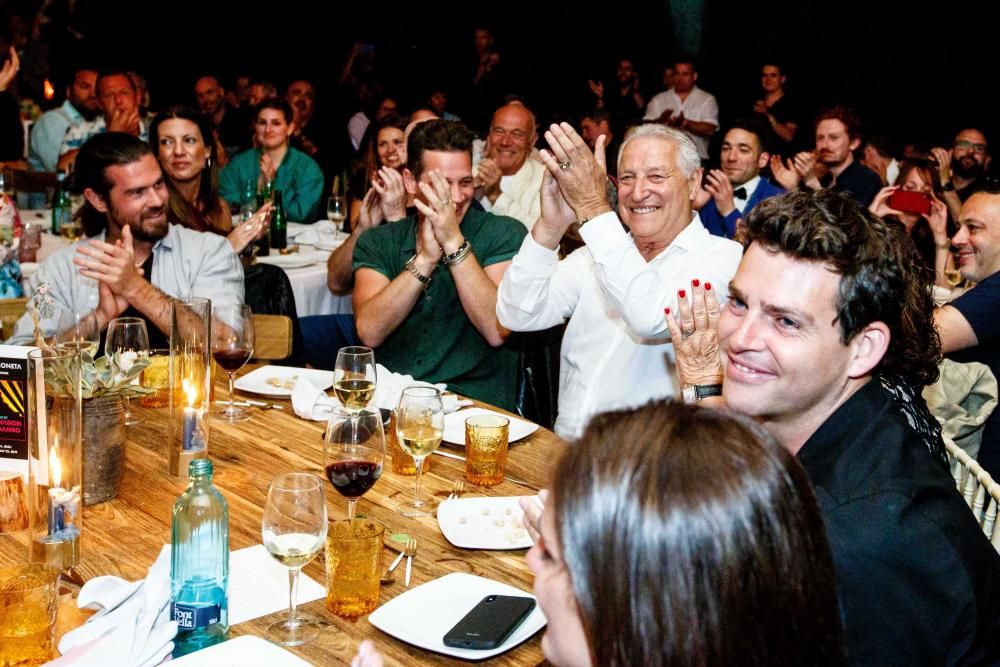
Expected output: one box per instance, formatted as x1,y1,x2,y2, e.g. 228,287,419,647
869,160,955,290
352,402,845,667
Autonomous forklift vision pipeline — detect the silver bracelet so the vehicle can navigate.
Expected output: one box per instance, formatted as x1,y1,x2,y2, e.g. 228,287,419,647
443,239,473,266
404,255,432,288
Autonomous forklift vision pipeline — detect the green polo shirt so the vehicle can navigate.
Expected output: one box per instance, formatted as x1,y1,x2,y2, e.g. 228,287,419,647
353,208,527,411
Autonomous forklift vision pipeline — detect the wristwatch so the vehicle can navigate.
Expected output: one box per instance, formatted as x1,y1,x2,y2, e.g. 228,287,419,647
682,384,723,404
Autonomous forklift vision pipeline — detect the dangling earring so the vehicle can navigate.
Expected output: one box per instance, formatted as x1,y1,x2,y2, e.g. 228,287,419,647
206,156,212,169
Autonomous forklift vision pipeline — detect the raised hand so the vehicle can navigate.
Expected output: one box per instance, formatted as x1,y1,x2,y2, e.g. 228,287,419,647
587,79,604,99
868,186,904,219
518,490,548,543
0,47,20,92
356,187,384,232
663,280,724,387
413,169,462,253
538,122,610,222
704,169,736,216
926,195,950,241
371,166,406,220
227,202,272,253
73,225,145,299
770,155,802,190
259,153,276,187
930,146,953,185
476,157,502,203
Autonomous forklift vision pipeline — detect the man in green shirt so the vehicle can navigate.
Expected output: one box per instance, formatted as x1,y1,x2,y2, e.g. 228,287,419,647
219,97,323,222
352,120,527,410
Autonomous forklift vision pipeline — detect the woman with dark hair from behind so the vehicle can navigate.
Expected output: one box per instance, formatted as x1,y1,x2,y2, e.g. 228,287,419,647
351,401,845,667
150,105,270,253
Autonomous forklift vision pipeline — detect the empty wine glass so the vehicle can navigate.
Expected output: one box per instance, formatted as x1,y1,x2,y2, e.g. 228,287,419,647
212,305,254,422
395,386,444,517
324,407,385,523
333,346,376,412
105,317,150,425
262,472,328,646
54,310,100,358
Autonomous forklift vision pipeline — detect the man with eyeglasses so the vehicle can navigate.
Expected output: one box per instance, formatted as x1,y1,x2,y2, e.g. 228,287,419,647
474,102,545,230
932,128,993,220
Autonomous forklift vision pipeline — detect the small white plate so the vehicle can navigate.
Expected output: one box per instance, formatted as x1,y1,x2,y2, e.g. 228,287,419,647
255,250,325,268
234,365,333,397
315,236,344,251
170,635,311,666
442,408,538,446
437,496,534,550
368,572,545,659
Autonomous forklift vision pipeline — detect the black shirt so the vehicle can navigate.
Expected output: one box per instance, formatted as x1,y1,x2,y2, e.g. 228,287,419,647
824,159,882,207
949,271,1000,477
798,379,1000,666
98,253,169,354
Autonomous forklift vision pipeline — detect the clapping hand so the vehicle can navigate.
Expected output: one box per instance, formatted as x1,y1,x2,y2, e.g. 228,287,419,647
663,280,724,387
770,155,802,190
792,151,821,188
413,169,463,254
74,225,146,301
371,166,406,221
476,156,502,203
356,187,384,232
0,47,19,92
227,201,273,253
538,122,610,220
259,153,277,188
704,169,736,216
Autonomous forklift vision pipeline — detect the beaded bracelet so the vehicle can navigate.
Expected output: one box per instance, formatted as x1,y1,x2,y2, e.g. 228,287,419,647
404,255,432,288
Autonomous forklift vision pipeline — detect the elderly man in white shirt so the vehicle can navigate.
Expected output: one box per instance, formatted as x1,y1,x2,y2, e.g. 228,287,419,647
475,102,545,230
497,123,742,438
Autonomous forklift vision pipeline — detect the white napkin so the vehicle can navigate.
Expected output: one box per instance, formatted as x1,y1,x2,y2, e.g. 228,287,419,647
290,363,471,422
54,549,177,667
293,220,338,245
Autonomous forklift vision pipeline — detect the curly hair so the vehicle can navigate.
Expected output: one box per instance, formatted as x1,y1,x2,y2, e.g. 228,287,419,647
553,401,844,667
743,189,941,386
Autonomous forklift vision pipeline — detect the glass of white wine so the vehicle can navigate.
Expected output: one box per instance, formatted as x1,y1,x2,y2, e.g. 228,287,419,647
327,195,346,233
395,386,444,517
54,310,100,358
333,346,376,412
262,472,328,646
106,317,150,425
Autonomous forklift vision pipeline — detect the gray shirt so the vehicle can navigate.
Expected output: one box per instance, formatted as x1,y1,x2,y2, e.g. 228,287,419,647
6,224,244,344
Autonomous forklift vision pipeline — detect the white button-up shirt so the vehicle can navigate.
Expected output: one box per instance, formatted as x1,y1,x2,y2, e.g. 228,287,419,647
479,158,546,231
643,86,719,160
497,211,742,439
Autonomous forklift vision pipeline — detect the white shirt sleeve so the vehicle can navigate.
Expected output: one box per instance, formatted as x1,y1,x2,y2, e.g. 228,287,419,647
496,233,584,331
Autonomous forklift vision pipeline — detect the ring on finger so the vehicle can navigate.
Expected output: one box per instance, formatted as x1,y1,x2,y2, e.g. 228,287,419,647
558,160,572,170
681,328,695,339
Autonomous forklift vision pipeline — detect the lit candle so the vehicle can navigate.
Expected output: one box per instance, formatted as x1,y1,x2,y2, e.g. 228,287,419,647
182,378,199,451
48,444,65,535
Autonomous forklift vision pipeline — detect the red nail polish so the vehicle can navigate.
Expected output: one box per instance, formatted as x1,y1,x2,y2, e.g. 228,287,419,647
692,279,700,287
664,307,670,316
705,282,712,291
678,289,686,298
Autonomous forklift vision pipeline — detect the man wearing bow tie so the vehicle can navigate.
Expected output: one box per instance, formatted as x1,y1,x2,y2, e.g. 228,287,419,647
697,119,784,239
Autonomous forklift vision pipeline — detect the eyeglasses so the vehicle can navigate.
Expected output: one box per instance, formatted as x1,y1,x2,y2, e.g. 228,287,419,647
955,140,988,154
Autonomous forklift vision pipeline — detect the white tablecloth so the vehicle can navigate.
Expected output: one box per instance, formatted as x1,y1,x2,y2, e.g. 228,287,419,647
19,215,352,319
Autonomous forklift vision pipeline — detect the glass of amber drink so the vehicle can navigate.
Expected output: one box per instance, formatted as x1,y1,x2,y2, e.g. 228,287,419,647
465,414,510,486
0,564,60,667
140,349,171,407
325,518,384,618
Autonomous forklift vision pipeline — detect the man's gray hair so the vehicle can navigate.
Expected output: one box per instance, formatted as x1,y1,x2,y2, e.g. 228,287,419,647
617,124,701,178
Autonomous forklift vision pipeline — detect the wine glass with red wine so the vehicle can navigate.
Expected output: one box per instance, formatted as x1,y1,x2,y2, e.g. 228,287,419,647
324,407,385,523
212,304,255,422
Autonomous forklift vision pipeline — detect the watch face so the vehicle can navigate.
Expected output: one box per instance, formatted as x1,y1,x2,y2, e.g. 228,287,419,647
682,386,696,403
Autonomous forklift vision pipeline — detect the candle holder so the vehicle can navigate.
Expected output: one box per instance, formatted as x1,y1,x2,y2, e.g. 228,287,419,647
27,347,82,571
169,298,212,479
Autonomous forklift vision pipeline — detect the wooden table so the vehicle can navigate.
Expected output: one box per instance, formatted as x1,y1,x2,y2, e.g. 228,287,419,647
65,367,566,665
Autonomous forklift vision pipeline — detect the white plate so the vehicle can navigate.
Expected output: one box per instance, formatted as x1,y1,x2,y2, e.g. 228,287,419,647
254,250,326,268
368,572,545,659
315,236,344,251
170,635,311,666
442,408,539,446
234,365,333,397
437,496,534,550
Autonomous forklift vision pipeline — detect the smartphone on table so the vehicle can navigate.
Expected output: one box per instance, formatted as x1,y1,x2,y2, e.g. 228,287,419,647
443,594,536,650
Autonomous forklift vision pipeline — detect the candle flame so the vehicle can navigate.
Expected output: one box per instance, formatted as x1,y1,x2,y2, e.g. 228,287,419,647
49,443,62,487
183,378,197,408
44,79,55,100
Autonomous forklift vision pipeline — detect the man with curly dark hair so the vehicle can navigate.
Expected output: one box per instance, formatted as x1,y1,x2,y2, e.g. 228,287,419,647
665,188,1000,666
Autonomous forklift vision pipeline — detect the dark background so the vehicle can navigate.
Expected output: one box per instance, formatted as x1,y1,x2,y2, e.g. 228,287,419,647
10,0,999,151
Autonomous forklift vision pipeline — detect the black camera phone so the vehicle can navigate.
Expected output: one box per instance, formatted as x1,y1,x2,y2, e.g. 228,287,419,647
443,595,536,650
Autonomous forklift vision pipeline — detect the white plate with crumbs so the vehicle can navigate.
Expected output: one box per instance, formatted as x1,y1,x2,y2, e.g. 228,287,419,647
234,365,333,397
254,250,326,268
367,572,545,660
442,408,538,446
437,496,534,550
170,635,311,665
